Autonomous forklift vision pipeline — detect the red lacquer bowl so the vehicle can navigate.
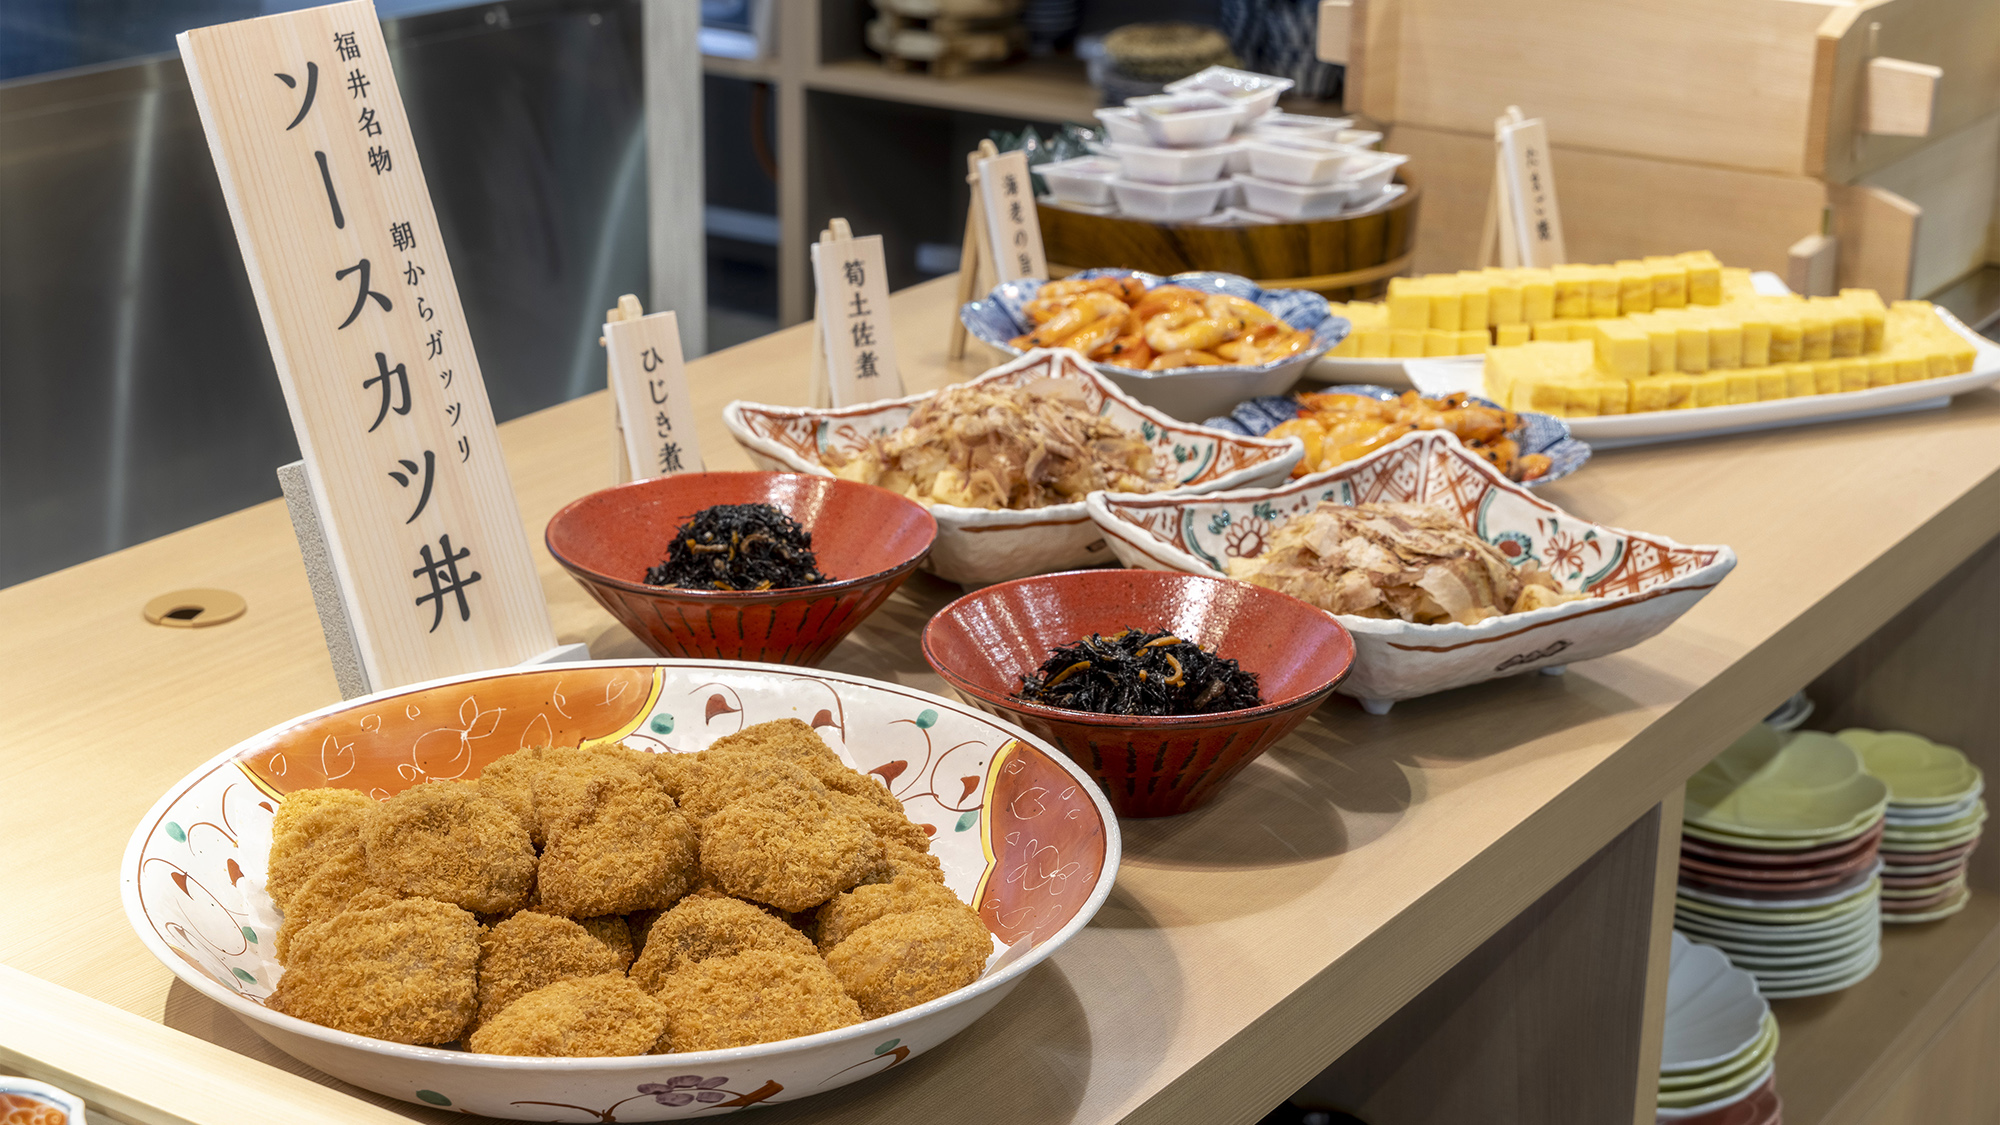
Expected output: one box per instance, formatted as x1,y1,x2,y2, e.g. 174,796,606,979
547,471,937,665
922,569,1355,817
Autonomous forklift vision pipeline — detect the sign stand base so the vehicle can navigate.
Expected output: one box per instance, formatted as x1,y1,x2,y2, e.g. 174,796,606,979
279,460,591,700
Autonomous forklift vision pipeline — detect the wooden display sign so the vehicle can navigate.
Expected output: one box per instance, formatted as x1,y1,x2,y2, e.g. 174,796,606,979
604,298,704,479
810,219,904,407
1482,106,1568,268
948,139,1049,359
977,148,1048,282
179,1,562,692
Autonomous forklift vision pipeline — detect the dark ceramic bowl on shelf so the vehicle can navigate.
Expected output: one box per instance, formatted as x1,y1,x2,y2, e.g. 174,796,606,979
546,471,936,665
921,568,1354,817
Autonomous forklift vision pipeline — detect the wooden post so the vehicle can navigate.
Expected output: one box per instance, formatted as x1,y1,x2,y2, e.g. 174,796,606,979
179,2,577,692
948,138,1001,360
603,293,644,484
809,217,851,406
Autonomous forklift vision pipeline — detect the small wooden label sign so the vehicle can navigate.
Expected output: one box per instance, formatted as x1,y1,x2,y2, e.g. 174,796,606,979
810,233,903,406
605,310,704,479
1497,113,1566,268
977,149,1047,282
180,0,557,691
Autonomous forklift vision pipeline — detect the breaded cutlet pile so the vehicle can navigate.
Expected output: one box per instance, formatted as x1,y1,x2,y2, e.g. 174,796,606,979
264,719,991,1055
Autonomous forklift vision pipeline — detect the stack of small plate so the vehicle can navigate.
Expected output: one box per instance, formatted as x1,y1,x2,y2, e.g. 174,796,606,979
1677,726,1889,998
1657,932,1783,1123
1838,729,1985,924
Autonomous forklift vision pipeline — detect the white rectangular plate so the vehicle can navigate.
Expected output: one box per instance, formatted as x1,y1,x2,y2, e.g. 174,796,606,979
1406,306,2000,449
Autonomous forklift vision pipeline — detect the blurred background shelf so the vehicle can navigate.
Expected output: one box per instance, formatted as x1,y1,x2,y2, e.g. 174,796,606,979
803,56,1102,122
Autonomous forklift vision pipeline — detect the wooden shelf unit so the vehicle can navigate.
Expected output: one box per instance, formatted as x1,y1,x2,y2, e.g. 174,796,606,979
1763,535,2000,1125
699,3,1348,327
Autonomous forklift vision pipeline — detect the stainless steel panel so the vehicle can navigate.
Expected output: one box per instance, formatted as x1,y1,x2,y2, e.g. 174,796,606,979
0,0,651,586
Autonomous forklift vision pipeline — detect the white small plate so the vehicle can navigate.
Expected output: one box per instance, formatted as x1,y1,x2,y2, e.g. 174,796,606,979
1742,940,1881,984
1661,933,1771,1073
1702,926,1878,968
1673,904,1879,946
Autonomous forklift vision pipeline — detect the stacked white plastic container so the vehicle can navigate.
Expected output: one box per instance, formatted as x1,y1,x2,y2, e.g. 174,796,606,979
1037,66,1408,226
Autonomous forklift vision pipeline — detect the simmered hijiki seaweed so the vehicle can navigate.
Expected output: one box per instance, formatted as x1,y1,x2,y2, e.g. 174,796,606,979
1014,628,1262,716
645,503,830,591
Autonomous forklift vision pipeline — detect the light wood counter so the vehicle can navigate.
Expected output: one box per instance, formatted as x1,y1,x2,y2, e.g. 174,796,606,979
5,274,2000,1124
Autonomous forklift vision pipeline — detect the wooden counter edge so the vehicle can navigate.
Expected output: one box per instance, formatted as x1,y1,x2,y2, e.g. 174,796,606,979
0,964,411,1125
1105,431,2000,1125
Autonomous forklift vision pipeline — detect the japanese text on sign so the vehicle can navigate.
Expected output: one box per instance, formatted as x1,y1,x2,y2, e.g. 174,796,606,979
810,233,903,406
179,0,556,688
1498,115,1566,267
604,309,703,480
976,150,1047,283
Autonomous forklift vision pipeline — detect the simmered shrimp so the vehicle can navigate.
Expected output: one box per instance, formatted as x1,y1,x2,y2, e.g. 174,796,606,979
1010,278,1312,373
1143,305,1235,354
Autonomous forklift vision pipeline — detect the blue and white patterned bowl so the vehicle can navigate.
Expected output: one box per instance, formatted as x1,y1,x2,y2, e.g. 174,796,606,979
1200,384,1593,487
959,268,1350,421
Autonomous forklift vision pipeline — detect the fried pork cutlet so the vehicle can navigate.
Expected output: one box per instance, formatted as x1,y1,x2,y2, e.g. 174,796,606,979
474,911,628,1028
653,949,861,1051
678,751,826,822
537,777,697,917
627,895,815,993
706,719,904,813
858,840,946,887
271,893,478,1044
467,974,667,1057
704,718,847,772
266,788,372,911
530,747,655,844
697,787,881,912
576,915,636,969
827,790,932,854
824,905,992,1020
273,840,373,961
359,780,535,914
474,749,544,843
815,874,969,952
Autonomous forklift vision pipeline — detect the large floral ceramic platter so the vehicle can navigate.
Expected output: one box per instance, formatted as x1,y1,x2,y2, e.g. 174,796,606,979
723,348,1300,587
121,660,1119,1121
1085,430,1735,711
960,268,1348,420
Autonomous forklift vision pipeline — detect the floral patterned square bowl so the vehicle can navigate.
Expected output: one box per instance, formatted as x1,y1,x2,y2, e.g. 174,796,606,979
959,269,1349,421
1084,430,1736,712
722,348,1301,587
120,661,1119,1121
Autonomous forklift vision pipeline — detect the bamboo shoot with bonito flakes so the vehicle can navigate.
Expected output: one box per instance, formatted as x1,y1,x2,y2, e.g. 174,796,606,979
824,379,1173,510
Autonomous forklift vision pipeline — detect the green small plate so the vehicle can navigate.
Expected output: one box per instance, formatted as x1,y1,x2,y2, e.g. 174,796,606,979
1658,1012,1778,1093
1841,730,1982,804
1687,729,1889,838
1656,1013,1779,1107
